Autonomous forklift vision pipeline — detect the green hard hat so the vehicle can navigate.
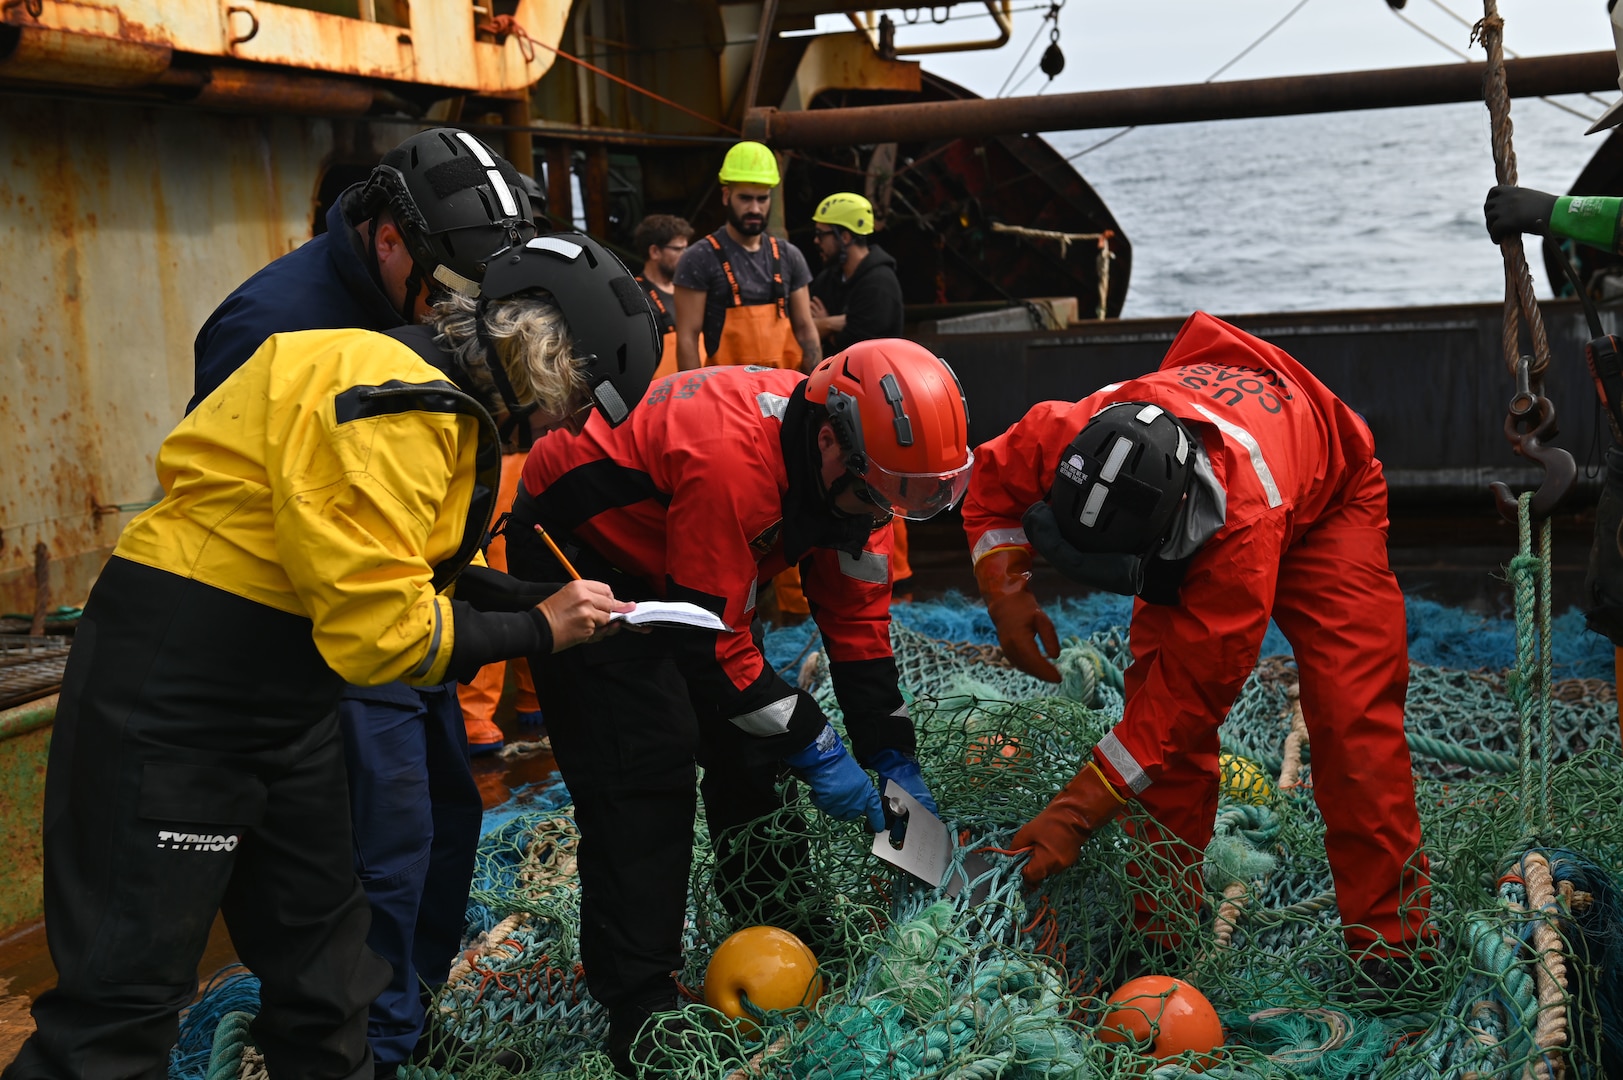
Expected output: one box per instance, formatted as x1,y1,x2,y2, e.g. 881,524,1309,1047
718,141,781,187
813,192,874,236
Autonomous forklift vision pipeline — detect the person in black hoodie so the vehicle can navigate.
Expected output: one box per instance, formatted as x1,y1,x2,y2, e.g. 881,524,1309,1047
808,192,904,350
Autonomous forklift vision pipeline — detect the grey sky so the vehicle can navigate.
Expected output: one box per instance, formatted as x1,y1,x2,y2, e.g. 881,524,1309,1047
811,1,1611,104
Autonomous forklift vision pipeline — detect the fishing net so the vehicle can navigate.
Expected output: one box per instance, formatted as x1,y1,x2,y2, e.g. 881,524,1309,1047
179,594,1623,1080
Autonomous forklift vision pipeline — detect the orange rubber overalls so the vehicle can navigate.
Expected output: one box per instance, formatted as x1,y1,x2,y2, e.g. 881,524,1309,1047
638,275,698,381
458,449,540,746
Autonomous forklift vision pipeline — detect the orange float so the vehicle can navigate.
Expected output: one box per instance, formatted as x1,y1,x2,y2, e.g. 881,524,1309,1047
703,926,823,1035
965,733,1027,768
1097,975,1223,1070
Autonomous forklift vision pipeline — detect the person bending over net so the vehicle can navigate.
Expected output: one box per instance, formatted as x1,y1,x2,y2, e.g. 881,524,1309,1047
963,311,1438,1001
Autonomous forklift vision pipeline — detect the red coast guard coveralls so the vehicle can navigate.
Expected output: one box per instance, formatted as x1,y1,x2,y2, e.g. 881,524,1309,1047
963,312,1432,954
510,365,908,1016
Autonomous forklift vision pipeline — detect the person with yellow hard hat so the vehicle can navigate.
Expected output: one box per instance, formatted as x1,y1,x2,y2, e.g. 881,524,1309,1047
808,192,914,596
672,141,821,375
808,193,904,354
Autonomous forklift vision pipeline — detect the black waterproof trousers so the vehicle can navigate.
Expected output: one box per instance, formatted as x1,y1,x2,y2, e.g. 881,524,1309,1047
527,625,819,1027
4,558,391,1080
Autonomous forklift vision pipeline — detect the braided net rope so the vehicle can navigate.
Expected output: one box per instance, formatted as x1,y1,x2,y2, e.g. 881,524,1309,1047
178,594,1623,1080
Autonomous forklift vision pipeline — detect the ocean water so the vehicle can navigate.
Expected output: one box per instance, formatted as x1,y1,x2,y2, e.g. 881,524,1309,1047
1047,98,1606,317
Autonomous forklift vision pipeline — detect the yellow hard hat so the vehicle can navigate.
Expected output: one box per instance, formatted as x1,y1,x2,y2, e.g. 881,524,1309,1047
813,192,874,236
718,141,781,187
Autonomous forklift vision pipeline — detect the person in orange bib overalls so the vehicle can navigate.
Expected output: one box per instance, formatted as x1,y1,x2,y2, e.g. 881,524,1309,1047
673,141,821,375
963,312,1436,999
633,213,699,380
675,141,824,615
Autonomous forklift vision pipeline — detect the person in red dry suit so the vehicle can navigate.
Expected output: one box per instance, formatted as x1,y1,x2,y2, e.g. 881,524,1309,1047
963,311,1435,985
505,340,972,1075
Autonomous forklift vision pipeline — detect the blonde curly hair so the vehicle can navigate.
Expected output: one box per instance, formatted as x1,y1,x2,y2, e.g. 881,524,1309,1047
429,290,588,421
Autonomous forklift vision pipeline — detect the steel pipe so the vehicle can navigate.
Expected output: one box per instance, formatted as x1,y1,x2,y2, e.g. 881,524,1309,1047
745,50,1618,146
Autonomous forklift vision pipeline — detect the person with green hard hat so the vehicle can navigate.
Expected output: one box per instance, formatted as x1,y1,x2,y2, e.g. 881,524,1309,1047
808,192,905,353
673,141,821,374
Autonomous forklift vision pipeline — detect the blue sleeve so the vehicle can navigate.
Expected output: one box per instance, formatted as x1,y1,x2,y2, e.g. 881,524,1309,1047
190,293,277,412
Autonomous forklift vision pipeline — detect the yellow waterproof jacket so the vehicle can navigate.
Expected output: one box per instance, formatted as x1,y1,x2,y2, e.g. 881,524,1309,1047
116,328,498,687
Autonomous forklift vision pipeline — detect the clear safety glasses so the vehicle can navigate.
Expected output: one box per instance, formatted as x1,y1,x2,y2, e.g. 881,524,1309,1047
856,449,975,521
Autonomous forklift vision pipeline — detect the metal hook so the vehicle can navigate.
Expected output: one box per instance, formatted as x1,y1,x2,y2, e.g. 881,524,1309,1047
1488,393,1577,523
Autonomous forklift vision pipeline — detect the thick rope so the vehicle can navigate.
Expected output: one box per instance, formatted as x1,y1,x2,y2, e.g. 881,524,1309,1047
204,1012,255,1080
987,221,1110,259
1537,513,1555,831
1473,2,1553,383
1276,686,1309,790
444,912,529,990
1210,879,1250,951
1520,852,1570,1080
1511,493,1542,836
987,222,1115,319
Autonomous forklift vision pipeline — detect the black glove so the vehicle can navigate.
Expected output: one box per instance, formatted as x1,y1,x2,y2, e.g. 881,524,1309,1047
453,564,561,612
1484,185,1558,244
446,600,554,683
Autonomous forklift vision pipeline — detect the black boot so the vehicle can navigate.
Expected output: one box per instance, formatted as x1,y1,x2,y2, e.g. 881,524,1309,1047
608,993,687,1079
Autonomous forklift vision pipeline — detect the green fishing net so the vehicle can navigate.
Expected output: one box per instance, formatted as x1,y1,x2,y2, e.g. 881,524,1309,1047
389,619,1623,1080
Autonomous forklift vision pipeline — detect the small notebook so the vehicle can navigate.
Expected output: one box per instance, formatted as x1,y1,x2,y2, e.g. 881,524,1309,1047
609,601,729,631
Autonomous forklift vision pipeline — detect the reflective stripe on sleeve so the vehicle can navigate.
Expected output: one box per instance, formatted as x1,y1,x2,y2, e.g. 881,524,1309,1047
757,392,789,420
1096,729,1151,794
1191,404,1282,509
727,694,798,737
409,598,445,680
971,527,1029,564
838,549,889,584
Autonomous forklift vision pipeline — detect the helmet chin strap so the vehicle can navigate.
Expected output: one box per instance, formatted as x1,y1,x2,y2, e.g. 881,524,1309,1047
824,470,893,529
399,263,427,324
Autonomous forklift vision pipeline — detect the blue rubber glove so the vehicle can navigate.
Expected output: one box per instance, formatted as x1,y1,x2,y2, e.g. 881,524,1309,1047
866,748,939,818
784,725,887,832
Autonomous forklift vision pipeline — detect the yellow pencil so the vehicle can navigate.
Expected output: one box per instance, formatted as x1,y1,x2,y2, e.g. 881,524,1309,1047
532,524,582,581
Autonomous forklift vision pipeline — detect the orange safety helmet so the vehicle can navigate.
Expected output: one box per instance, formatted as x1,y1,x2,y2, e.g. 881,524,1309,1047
804,339,973,521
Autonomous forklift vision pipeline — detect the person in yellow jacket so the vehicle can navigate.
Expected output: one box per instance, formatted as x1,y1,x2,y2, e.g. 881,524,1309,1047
6,235,658,1080
672,141,821,374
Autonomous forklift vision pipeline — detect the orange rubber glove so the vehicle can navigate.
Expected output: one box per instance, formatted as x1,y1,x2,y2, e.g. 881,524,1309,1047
1011,760,1128,888
975,547,1062,683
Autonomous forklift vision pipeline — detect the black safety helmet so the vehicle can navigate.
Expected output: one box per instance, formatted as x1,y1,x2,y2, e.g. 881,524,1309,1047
359,128,537,307
1049,401,1196,556
480,233,660,429
518,172,549,232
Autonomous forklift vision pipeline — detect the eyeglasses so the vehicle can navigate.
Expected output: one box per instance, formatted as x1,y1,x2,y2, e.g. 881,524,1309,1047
813,228,838,240
661,243,689,252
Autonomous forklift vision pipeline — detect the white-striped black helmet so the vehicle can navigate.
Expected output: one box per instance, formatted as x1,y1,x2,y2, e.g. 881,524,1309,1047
480,233,660,428
1049,402,1195,555
360,128,537,297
